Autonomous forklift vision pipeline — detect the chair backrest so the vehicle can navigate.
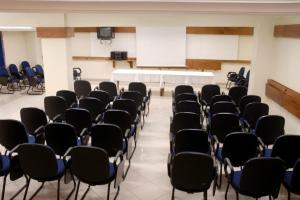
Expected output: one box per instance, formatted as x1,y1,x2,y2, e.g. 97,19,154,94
74,80,92,98
176,100,201,115
291,160,300,191
56,90,77,108
271,135,300,168
239,95,261,115
65,108,92,137
238,67,245,77
240,157,285,198
210,95,232,107
89,90,110,106
174,129,209,154
44,96,67,121
228,86,248,105
171,152,215,192
99,81,118,100
129,82,147,97
174,85,194,97
17,144,59,180
121,91,143,107
0,120,29,151
33,65,44,75
23,66,35,79
210,101,238,116
20,107,47,134
210,113,241,143
91,124,123,157
79,97,105,121
45,123,78,156
8,64,21,79
21,61,31,70
103,109,131,137
255,115,285,145
222,132,258,167
171,112,202,134
112,99,137,124
175,93,198,104
200,84,221,106
243,102,269,129
69,146,110,184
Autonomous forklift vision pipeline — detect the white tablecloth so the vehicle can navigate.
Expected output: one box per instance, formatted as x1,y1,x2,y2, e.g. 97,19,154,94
111,69,214,87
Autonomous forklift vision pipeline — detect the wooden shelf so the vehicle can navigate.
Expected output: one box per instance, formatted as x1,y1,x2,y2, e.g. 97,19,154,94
72,56,136,68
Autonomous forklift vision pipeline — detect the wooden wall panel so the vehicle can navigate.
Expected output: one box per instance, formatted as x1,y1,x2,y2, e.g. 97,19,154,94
186,27,254,35
274,24,300,38
186,59,221,70
37,27,74,38
266,79,300,118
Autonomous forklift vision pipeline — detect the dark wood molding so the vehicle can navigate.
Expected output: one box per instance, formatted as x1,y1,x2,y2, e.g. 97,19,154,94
266,79,300,118
37,27,74,38
274,24,300,38
74,27,136,33
186,27,254,35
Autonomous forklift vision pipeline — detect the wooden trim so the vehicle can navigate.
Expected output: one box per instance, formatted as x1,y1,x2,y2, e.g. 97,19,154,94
274,24,300,38
137,66,187,69
186,59,251,71
72,56,136,61
74,27,136,33
37,27,74,38
186,27,254,35
266,79,300,118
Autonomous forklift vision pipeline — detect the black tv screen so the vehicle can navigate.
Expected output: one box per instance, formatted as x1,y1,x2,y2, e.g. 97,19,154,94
97,27,114,40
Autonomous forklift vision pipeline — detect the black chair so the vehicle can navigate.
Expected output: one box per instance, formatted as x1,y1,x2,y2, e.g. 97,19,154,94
89,90,111,107
170,152,216,200
74,80,92,99
79,97,105,123
215,132,258,189
283,159,300,200
199,84,221,110
56,90,77,108
65,108,92,145
253,115,285,157
205,95,233,118
225,157,285,200
99,81,118,101
175,100,201,116
73,67,82,80
239,95,261,116
67,146,124,200
210,101,238,116
23,66,44,95
173,85,194,98
0,151,11,200
44,96,67,122
242,102,269,130
174,93,198,105
20,107,48,144
45,123,79,157
271,135,300,168
128,82,151,116
237,70,250,88
12,144,75,200
226,67,245,89
228,86,248,105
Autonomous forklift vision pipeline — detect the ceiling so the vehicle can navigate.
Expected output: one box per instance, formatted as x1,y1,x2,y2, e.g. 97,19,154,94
1,0,300,13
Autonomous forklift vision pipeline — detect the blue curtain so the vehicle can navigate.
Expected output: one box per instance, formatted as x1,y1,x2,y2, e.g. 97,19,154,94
0,32,5,67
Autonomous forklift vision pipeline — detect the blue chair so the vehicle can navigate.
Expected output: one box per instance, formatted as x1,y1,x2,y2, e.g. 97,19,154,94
8,64,26,90
0,152,11,200
283,159,300,200
32,64,44,79
226,67,245,89
0,67,14,94
23,66,44,95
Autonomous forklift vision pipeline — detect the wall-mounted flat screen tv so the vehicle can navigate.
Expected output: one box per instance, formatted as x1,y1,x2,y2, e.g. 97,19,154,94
96,27,115,40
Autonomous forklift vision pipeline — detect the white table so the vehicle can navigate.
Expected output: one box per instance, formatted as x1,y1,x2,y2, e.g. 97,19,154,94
111,69,214,95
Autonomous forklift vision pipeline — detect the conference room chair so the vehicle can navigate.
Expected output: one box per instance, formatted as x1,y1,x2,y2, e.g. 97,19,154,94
44,96,68,122
199,84,221,111
283,159,300,200
271,135,300,169
74,80,92,99
21,61,31,70
45,123,80,158
174,93,198,104
79,97,105,123
253,115,285,157
89,90,111,107
224,157,285,200
238,95,261,117
66,146,124,200
0,119,36,198
8,64,25,88
215,132,258,189
172,85,194,101
205,95,233,118
128,82,151,116
73,67,82,80
226,67,245,89
20,107,48,144
175,100,201,116
99,81,119,101
0,66,15,94
23,66,44,95
56,90,78,108
11,144,75,200
170,152,217,200
0,151,11,200
65,108,92,145
228,86,248,105
242,102,269,131
32,64,44,79
236,70,250,88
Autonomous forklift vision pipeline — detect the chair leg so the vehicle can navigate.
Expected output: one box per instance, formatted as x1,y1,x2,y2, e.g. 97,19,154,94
288,191,291,200
107,182,111,200
113,186,120,200
225,182,230,200
1,175,7,200
171,187,175,200
80,185,90,200
10,177,27,200
124,158,131,178
235,192,239,200
217,163,223,188
23,177,31,200
66,173,77,200
203,190,207,200
28,182,44,200
57,179,61,200
75,181,80,200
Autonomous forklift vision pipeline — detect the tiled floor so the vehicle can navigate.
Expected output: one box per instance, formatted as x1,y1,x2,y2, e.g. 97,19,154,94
0,90,295,200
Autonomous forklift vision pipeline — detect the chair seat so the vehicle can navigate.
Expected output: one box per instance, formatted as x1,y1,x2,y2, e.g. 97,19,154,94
0,156,11,176
283,171,300,195
130,126,136,137
263,148,272,157
28,135,36,144
123,140,127,152
216,147,223,161
231,170,242,191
